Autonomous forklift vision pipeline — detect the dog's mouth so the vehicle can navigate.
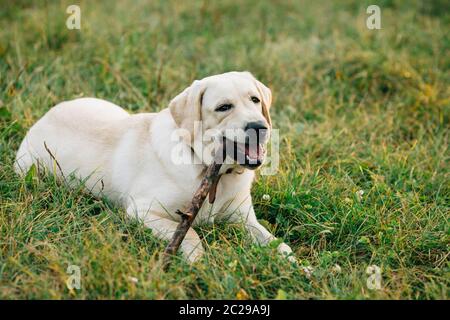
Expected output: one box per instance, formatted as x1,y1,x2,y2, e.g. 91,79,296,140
222,137,266,169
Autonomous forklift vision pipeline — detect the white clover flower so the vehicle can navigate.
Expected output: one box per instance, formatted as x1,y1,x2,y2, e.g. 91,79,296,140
262,194,271,201
356,189,364,201
332,264,342,273
128,276,139,284
301,266,314,278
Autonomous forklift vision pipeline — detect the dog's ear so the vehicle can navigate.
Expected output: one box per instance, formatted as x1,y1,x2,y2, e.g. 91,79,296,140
239,72,273,128
254,78,272,128
169,80,206,141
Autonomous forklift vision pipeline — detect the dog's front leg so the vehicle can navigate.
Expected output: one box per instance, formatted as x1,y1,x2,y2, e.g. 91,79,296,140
241,208,296,263
126,205,204,264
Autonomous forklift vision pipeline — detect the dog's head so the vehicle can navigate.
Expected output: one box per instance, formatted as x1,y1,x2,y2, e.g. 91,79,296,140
170,71,272,169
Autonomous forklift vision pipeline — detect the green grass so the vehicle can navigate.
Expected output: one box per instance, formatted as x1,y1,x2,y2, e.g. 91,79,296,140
0,0,449,299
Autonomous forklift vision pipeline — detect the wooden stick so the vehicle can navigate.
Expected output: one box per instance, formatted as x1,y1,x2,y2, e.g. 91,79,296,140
162,147,224,270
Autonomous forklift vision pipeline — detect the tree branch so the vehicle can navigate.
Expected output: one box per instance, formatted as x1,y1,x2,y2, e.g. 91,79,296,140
162,147,223,270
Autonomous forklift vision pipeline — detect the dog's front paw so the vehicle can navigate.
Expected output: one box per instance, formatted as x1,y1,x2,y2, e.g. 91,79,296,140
182,243,205,264
277,242,297,264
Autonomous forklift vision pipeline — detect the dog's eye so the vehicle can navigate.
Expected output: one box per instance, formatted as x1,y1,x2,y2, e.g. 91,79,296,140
215,104,234,112
251,96,260,103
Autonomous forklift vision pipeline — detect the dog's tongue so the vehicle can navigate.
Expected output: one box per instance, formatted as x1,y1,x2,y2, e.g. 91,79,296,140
246,143,261,161
222,138,264,165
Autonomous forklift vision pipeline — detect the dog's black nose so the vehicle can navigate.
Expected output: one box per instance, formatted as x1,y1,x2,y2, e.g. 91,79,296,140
245,121,268,142
245,121,268,133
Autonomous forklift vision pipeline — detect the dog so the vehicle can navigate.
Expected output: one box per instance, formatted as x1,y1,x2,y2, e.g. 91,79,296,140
15,71,295,263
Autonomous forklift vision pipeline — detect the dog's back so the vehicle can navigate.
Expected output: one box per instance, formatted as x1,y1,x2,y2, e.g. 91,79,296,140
14,98,131,191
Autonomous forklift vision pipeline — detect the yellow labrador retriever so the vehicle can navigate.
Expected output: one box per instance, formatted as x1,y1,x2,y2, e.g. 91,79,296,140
15,71,295,263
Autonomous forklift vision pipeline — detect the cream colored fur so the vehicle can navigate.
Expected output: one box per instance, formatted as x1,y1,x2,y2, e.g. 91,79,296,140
15,71,295,263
